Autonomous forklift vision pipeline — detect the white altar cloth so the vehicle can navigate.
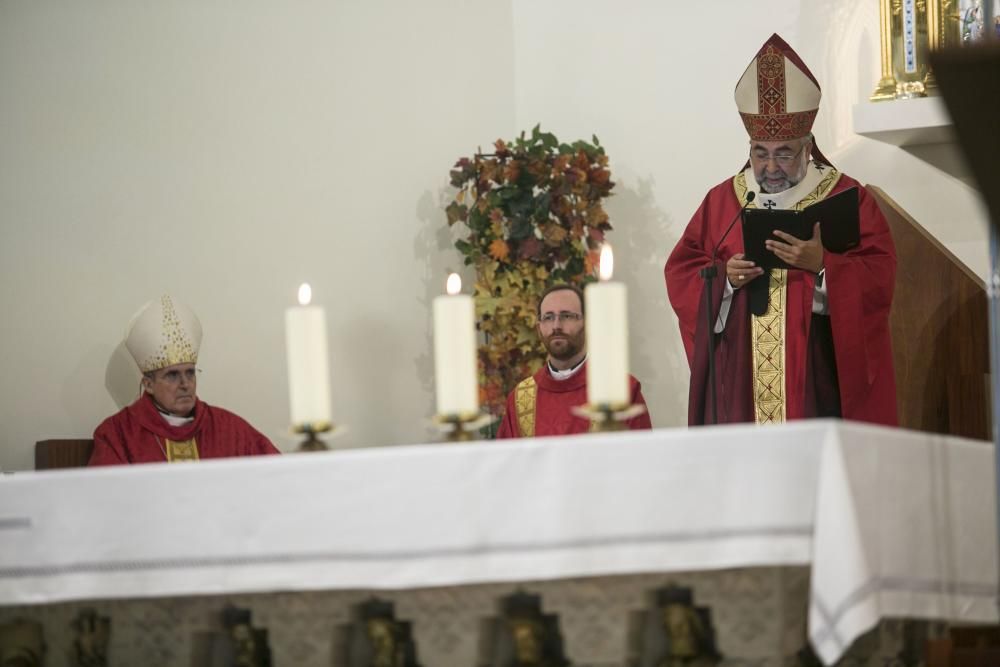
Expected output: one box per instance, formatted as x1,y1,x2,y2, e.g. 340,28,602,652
0,420,995,665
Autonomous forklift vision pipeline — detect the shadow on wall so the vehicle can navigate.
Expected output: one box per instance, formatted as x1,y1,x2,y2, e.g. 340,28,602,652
902,143,975,187
106,342,139,410
45,342,131,448
413,187,472,422
606,177,689,425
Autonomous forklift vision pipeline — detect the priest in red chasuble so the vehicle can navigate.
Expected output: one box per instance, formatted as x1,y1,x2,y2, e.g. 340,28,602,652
497,284,652,438
664,34,897,427
89,295,279,465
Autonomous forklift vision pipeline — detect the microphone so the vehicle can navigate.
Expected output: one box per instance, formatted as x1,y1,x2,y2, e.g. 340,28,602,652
698,190,756,425
711,190,756,261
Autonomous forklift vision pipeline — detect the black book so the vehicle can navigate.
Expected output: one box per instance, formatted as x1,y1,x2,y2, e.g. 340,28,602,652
741,186,861,271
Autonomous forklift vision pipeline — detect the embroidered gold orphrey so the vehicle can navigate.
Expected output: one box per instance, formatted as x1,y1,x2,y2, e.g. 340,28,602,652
514,377,538,437
513,374,599,435
732,168,841,424
166,438,200,462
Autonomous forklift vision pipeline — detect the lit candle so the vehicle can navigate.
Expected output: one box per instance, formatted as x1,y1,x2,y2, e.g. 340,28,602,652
285,283,333,429
585,244,629,406
433,273,478,416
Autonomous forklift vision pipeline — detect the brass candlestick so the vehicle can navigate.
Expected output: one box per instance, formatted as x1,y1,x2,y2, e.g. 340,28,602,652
571,403,647,433
292,422,336,452
431,412,495,442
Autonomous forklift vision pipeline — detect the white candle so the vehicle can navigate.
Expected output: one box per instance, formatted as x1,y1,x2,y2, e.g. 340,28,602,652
585,244,630,406
285,283,333,428
433,273,478,416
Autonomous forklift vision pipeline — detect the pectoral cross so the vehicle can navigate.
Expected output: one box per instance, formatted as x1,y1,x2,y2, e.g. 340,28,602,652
762,200,777,210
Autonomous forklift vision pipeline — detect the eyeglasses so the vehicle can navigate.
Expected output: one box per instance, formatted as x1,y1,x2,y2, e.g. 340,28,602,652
539,311,582,326
153,368,200,385
750,143,806,166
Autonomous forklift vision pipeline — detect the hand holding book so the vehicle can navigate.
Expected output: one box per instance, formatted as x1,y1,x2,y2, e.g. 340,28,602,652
764,222,824,273
741,187,860,271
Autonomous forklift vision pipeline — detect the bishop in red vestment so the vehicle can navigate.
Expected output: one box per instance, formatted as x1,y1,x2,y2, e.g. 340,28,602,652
496,284,652,438
91,393,278,465
664,34,897,427
89,295,279,465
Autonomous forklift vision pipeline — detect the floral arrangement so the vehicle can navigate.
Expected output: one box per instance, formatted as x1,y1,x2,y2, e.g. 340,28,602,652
445,126,615,422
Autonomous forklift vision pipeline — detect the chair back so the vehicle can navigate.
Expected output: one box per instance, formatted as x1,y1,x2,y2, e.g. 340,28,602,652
34,439,94,470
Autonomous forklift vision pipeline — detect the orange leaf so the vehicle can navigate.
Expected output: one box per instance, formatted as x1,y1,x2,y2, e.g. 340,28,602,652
489,239,510,261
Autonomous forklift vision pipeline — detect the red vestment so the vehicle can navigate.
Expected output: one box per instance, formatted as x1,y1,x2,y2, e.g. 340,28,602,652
89,393,280,465
496,363,652,438
664,171,897,426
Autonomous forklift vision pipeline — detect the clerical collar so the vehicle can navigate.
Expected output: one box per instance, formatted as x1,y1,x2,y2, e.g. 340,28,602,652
548,355,587,381
743,161,826,211
155,402,195,427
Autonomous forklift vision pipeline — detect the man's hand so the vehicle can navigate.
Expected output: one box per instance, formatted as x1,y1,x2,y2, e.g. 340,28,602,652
726,253,764,289
765,222,824,273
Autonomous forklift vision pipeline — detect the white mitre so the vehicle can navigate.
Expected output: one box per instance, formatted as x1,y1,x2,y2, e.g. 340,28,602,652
124,295,202,373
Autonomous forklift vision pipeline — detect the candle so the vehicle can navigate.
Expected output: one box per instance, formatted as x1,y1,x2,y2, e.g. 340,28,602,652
433,273,478,416
285,283,333,428
585,244,629,406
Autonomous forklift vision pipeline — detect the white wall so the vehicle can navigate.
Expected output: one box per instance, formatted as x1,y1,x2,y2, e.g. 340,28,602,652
511,0,990,428
0,0,516,470
0,1,988,470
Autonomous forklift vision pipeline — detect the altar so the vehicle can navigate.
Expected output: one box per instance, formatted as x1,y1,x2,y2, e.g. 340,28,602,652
0,421,995,666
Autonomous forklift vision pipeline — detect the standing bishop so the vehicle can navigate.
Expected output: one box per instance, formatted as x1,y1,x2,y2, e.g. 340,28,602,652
664,34,898,426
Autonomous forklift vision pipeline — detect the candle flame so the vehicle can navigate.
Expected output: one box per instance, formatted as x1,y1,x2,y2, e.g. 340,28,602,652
599,244,614,281
446,273,462,295
297,283,312,306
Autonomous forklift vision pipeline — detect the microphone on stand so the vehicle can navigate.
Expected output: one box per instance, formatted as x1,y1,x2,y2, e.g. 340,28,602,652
712,190,756,263
698,190,756,425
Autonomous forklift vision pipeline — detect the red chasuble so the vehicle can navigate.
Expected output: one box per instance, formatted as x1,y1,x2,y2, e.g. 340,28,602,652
89,393,279,465
664,170,897,426
496,362,652,438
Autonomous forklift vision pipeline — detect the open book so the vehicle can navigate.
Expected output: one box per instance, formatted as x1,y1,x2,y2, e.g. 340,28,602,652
741,186,860,271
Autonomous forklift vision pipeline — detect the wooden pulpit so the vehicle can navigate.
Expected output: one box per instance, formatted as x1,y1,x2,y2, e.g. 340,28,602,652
870,186,990,440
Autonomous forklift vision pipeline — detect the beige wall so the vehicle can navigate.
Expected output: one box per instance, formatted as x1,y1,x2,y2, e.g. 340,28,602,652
0,0,516,470
0,1,988,470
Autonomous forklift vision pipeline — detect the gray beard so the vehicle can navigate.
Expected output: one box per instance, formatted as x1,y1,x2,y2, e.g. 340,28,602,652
757,162,808,194
758,174,802,193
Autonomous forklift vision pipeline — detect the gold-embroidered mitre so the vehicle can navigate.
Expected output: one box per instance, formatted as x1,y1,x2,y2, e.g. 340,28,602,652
125,295,202,373
735,33,821,142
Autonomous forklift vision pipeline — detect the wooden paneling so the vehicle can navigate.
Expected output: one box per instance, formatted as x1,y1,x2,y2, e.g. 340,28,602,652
34,439,94,470
871,185,990,440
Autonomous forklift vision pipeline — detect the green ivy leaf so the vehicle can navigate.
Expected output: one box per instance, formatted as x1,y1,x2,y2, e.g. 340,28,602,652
509,218,533,241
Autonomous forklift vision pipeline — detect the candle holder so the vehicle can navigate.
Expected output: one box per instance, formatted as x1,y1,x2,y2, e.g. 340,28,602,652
430,412,496,442
292,422,336,452
571,403,647,432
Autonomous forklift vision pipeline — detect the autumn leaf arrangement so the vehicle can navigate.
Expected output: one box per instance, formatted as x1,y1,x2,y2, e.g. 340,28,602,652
445,125,615,427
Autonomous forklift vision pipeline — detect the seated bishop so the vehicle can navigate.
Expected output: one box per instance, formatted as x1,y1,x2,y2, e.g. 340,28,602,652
496,284,652,438
89,295,280,465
